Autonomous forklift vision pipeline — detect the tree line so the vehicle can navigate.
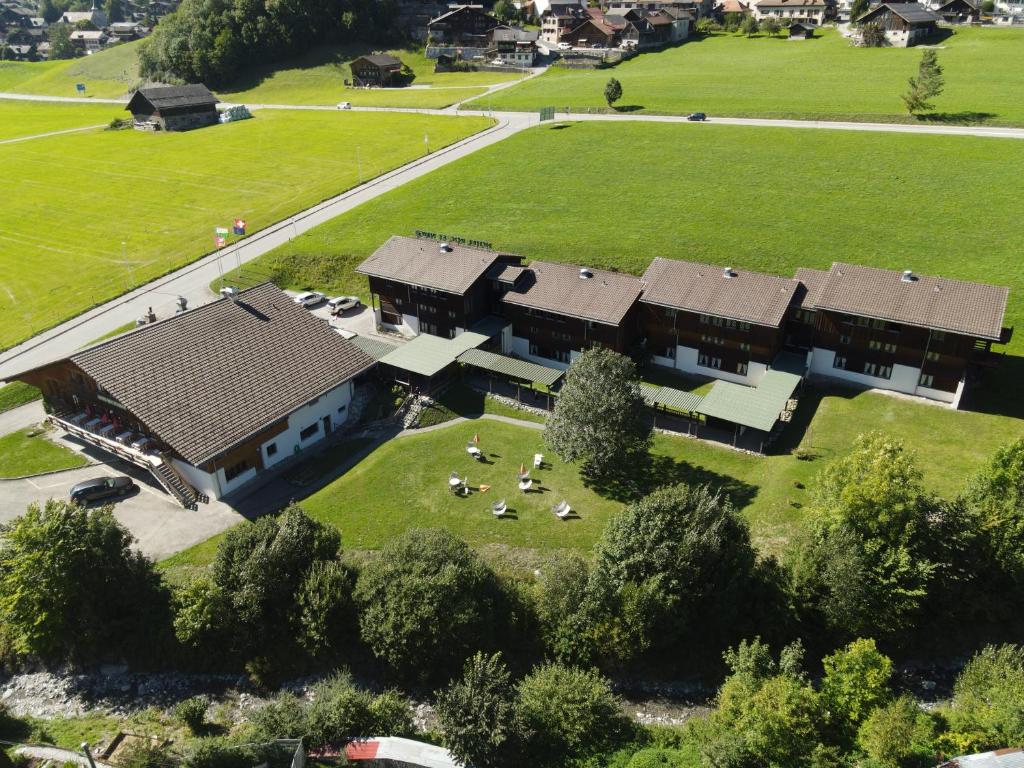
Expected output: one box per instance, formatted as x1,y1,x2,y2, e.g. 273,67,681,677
136,0,404,86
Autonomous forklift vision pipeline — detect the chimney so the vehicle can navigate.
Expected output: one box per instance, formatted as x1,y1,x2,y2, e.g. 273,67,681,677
440,242,453,253
579,268,593,280
220,286,239,300
723,266,734,278
901,269,914,283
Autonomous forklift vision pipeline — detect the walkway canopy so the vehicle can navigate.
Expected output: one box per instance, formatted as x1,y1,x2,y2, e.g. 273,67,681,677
349,335,398,360
696,369,801,433
378,331,490,378
457,348,564,388
640,383,704,414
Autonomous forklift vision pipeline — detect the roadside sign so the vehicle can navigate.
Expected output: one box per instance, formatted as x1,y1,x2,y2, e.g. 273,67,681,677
539,106,555,122
75,83,86,93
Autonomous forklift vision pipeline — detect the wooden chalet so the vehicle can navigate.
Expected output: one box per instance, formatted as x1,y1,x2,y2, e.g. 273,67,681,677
789,19,815,35
427,5,500,45
754,0,835,24
934,0,978,22
125,84,219,132
350,54,403,86
855,2,939,45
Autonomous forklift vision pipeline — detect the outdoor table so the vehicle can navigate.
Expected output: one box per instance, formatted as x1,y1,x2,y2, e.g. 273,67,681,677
69,412,88,426
131,437,153,451
97,423,116,437
449,477,463,490
84,417,103,431
115,430,135,444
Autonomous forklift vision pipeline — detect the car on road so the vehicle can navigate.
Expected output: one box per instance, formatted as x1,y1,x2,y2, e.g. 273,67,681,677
293,291,326,307
687,112,707,121
337,101,352,110
328,296,361,315
557,42,572,50
70,475,137,505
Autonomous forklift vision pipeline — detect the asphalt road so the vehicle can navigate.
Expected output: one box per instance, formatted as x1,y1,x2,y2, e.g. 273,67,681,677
2,89,1023,381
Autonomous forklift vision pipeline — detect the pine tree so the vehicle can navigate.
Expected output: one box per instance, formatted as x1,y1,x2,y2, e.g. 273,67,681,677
604,77,623,108
902,49,944,115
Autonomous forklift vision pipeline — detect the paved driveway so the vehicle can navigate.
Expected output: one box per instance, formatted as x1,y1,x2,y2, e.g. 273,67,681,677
0,453,245,561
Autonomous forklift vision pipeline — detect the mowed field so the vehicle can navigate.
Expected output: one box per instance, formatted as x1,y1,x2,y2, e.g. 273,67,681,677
0,101,123,141
0,108,492,349
0,40,142,98
218,44,528,108
468,27,1024,123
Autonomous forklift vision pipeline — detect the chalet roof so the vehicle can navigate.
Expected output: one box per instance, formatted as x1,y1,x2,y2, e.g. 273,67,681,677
939,748,1024,768
935,0,976,10
487,263,528,284
812,263,1008,340
502,261,643,326
641,257,798,327
858,2,939,22
755,0,830,8
429,4,497,23
354,54,403,67
64,283,375,466
492,26,539,40
126,84,218,113
70,29,106,39
356,235,518,295
793,267,829,309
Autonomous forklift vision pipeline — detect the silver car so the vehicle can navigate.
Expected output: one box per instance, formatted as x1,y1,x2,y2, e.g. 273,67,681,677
293,291,326,307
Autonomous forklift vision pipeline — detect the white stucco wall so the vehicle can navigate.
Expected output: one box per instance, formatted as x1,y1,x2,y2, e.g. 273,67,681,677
674,345,767,386
501,324,513,355
170,458,221,499
261,380,355,467
809,347,958,405
511,335,572,369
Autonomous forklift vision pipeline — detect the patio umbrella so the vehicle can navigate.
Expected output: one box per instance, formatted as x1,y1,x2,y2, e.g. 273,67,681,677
474,433,480,445
520,462,525,476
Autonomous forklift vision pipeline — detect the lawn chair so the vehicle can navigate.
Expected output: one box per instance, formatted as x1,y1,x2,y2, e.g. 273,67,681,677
534,453,543,469
518,478,533,492
552,500,572,519
466,442,483,459
491,499,508,517
448,471,463,493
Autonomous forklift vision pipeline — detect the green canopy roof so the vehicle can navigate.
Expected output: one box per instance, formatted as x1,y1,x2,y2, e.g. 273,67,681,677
379,331,491,378
640,383,704,413
696,369,800,433
457,348,564,387
349,335,398,360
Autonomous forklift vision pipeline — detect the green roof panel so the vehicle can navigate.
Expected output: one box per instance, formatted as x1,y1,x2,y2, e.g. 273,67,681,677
640,383,704,413
379,331,491,378
457,348,564,387
696,369,800,432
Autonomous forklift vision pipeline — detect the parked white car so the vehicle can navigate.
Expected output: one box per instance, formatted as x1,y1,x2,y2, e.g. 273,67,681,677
337,101,352,110
293,291,326,307
327,295,361,315
557,41,572,50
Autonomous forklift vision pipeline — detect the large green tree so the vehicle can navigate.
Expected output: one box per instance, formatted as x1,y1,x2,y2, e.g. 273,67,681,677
355,528,502,681
963,439,1024,592
544,347,651,478
857,695,936,768
820,638,892,741
436,652,519,768
946,644,1024,749
0,500,170,663
47,23,77,60
902,49,944,115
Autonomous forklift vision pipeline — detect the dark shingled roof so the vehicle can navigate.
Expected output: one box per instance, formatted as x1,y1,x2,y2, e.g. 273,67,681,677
793,267,829,309
858,2,939,22
502,261,643,326
126,83,218,112
356,235,519,295
812,263,1008,341
69,283,375,466
641,257,798,328
355,54,403,67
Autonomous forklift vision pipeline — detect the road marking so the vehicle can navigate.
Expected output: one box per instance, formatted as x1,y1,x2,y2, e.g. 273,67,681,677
0,124,108,145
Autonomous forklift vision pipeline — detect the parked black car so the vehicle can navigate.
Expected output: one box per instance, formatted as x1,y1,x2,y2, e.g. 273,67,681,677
687,112,707,121
69,476,138,504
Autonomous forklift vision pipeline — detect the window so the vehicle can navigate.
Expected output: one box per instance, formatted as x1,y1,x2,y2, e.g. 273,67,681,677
932,330,946,342
736,362,748,376
878,365,892,379
869,340,881,351
299,423,319,441
265,442,278,457
529,343,539,356
224,460,250,481
337,404,347,414
884,343,897,354
926,350,940,362
856,317,870,328
872,319,887,330
448,310,457,319
740,322,751,332
739,342,750,352
919,373,934,388
863,362,891,378
698,353,721,370
840,334,852,345
833,356,847,370
711,316,725,328
662,345,676,359
664,308,677,319
699,314,710,325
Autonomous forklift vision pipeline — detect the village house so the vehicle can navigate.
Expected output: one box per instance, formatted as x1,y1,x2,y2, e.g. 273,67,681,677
489,26,538,65
349,54,404,86
559,15,618,47
788,19,816,35
539,4,589,41
5,284,376,506
855,2,940,45
126,83,219,131
524,0,584,19
108,20,149,40
933,0,979,21
69,28,108,52
792,263,1011,407
60,6,108,27
753,0,836,24
427,4,500,45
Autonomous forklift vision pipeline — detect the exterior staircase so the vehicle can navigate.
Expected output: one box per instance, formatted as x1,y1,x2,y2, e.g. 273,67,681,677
402,397,424,429
150,454,205,510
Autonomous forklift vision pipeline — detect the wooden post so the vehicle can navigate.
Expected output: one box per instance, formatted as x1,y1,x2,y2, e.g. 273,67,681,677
733,423,738,447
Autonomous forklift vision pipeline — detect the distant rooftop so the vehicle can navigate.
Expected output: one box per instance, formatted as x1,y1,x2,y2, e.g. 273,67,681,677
502,261,644,326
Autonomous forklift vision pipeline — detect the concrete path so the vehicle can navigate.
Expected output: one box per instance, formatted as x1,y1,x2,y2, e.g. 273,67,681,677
0,400,44,436
15,745,114,768
0,123,108,145
0,112,530,380
400,412,545,437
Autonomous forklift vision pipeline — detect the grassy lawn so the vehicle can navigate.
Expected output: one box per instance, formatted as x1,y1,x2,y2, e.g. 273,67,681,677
0,427,87,478
224,120,1024,364
0,108,491,350
467,27,1024,124
0,381,40,413
0,101,123,142
218,45,524,108
0,40,142,98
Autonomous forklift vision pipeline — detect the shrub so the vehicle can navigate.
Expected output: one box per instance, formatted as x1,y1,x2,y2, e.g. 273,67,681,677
173,696,209,733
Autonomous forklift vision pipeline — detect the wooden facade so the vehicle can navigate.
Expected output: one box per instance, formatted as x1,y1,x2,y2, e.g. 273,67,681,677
369,273,495,338
350,55,403,86
503,303,639,363
428,5,500,44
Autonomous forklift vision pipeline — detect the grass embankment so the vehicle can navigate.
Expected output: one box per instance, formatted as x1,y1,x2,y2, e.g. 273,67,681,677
0,39,142,98
0,101,123,142
224,120,1024,361
0,427,87,478
219,44,525,108
0,382,40,413
467,27,1024,124
0,108,491,350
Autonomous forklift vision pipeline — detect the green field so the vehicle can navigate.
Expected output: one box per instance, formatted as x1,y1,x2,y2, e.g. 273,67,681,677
0,40,142,98
466,27,1024,124
0,101,123,142
0,427,87,478
225,120,1024,360
219,44,526,108
0,108,491,350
